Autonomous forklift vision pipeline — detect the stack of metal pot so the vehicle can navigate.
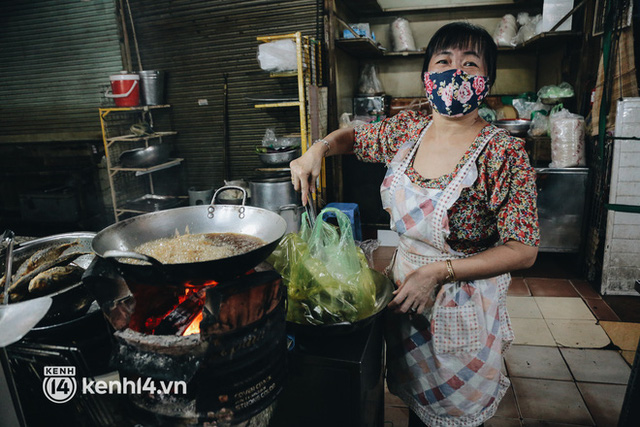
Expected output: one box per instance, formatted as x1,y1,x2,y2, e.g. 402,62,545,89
249,176,302,234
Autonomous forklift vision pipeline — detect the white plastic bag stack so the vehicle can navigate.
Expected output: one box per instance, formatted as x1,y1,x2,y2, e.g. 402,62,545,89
493,14,518,46
257,39,298,72
390,18,417,51
549,109,586,168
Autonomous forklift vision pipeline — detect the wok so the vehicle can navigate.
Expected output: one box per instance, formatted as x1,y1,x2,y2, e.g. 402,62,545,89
0,232,96,330
92,186,288,284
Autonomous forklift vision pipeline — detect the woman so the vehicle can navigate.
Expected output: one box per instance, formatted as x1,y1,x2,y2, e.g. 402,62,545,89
290,22,539,426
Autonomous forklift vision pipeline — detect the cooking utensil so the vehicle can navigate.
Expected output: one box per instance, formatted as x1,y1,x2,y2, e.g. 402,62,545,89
257,148,301,166
304,196,316,228
92,186,287,283
0,232,97,329
0,230,53,347
119,144,171,168
286,268,394,336
494,119,531,137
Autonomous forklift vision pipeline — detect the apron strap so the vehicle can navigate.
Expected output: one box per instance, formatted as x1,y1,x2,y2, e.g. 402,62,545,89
431,127,500,250
389,124,431,195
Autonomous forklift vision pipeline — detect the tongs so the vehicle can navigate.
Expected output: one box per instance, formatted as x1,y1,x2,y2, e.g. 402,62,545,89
304,192,317,229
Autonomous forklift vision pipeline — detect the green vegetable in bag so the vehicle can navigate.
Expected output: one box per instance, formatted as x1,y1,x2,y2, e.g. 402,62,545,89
267,208,377,325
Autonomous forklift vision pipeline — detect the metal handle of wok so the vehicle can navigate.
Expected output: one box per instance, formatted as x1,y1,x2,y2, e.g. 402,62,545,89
209,185,247,219
103,250,165,269
211,185,247,206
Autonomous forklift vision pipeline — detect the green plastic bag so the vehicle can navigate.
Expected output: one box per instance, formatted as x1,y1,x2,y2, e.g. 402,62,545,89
268,207,377,325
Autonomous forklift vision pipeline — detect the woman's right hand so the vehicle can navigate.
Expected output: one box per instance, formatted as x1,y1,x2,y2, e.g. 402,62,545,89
289,143,325,206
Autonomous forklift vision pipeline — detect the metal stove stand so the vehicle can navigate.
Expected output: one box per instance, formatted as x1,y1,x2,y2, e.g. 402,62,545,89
269,317,385,427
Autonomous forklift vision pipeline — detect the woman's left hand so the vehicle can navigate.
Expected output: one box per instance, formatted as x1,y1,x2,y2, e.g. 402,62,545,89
388,263,443,315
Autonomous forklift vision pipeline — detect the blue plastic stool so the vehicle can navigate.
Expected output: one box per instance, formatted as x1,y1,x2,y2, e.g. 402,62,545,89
324,202,362,241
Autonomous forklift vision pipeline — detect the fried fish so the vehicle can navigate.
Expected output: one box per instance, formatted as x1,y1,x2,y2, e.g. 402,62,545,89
28,265,84,295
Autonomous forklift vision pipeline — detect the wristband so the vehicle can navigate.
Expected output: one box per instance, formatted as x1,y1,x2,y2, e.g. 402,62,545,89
314,138,331,155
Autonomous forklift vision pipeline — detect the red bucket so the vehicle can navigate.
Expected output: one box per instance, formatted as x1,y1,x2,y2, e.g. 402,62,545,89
106,72,140,107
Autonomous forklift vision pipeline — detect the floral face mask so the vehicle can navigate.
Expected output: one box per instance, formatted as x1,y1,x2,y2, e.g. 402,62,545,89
423,69,489,117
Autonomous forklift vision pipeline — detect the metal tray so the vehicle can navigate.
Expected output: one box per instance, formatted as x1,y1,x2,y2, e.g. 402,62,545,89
122,194,182,212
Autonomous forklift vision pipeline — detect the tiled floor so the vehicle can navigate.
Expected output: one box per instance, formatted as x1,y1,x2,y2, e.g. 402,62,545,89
373,250,639,427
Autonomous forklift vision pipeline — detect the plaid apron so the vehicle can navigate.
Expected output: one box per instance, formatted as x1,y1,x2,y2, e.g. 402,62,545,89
380,123,514,427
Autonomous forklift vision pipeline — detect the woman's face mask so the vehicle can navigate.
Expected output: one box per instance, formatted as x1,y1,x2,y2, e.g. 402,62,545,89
423,69,489,117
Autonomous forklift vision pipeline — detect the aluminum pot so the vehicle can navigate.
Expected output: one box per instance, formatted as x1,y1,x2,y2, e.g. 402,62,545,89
250,176,300,213
277,204,304,234
257,148,301,166
92,187,287,284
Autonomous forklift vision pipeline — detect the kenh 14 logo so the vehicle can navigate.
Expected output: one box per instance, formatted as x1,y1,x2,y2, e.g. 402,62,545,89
42,366,77,404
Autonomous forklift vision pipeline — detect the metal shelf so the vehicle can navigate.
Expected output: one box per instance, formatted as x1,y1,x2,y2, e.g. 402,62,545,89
255,32,326,207
111,158,184,176
98,105,182,223
254,101,301,108
106,131,177,144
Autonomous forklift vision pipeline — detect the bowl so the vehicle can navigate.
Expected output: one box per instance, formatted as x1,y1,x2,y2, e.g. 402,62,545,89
257,148,301,166
493,119,531,137
119,144,171,168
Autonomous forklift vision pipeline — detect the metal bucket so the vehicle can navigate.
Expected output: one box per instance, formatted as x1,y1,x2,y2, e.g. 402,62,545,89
139,70,165,106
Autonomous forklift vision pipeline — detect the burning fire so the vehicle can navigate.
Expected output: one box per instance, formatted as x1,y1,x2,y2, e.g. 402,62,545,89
183,311,203,336
131,279,217,336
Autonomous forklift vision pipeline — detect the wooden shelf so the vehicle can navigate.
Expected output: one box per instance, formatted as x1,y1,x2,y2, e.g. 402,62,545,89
384,50,425,57
337,31,581,59
335,38,383,58
498,31,582,52
347,0,542,15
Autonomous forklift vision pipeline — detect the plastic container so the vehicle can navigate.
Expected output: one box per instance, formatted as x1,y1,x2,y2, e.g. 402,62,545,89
106,72,140,107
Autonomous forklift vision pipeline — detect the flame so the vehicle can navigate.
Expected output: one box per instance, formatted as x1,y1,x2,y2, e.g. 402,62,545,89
183,311,203,335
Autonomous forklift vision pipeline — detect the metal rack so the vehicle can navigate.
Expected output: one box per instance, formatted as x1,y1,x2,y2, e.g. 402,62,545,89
254,32,326,207
98,105,183,222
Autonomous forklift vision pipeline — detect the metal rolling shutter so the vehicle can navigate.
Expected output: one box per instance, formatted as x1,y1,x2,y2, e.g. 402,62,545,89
0,0,123,142
126,0,323,188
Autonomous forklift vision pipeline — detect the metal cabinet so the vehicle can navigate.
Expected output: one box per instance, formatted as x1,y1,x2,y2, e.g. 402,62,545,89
536,167,589,252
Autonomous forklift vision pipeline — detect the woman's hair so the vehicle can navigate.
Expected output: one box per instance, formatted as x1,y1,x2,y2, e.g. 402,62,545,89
421,22,498,85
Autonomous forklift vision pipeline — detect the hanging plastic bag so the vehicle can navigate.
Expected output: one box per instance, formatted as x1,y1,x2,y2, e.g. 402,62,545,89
358,63,385,95
549,108,586,168
268,208,378,325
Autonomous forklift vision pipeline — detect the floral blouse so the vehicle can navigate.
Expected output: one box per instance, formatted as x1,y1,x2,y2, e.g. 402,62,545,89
353,109,540,254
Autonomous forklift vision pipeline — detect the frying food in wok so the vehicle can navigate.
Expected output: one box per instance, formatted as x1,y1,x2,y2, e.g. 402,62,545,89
130,232,267,265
